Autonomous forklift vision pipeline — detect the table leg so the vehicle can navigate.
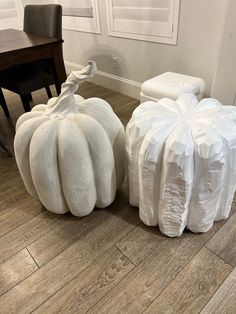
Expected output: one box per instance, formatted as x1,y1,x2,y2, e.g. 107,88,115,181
51,43,67,95
0,88,10,118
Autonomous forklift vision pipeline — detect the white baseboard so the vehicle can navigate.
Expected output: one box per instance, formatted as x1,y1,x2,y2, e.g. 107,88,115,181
65,61,141,100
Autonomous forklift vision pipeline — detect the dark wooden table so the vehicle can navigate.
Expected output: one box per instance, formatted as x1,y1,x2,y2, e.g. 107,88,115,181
0,29,67,94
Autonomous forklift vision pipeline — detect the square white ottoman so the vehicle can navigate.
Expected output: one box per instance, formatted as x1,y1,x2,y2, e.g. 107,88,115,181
140,72,206,103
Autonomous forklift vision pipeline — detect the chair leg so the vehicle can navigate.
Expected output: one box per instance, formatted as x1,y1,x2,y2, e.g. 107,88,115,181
0,88,10,118
20,95,31,112
45,86,52,99
0,135,12,157
25,93,33,102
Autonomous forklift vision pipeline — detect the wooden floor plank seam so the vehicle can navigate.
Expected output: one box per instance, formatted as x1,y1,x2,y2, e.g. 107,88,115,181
31,246,135,313
26,227,97,270
25,200,133,268
83,247,139,314
205,212,236,268
142,246,234,314
204,244,235,268
87,221,229,313
200,266,235,313
0,267,39,299
87,240,199,313
24,243,135,313
200,266,236,314
0,206,141,312
114,244,136,267
26,248,40,269
22,186,131,268
116,223,225,267
142,247,233,314
0,250,39,298
0,210,45,240
0,211,61,264
142,246,220,313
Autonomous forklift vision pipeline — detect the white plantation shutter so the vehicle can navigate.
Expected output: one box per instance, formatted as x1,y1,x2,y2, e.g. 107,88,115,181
57,0,101,33
59,0,93,18
106,0,180,44
0,0,23,30
21,1,58,5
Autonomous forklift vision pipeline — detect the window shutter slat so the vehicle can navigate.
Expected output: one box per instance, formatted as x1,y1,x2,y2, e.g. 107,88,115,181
0,0,23,30
0,1,16,11
112,0,171,9
58,0,92,9
58,0,93,17
0,10,18,20
62,7,93,18
114,19,171,38
113,7,170,22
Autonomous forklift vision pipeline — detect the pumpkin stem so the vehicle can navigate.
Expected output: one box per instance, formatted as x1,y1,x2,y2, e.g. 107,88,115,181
46,61,97,114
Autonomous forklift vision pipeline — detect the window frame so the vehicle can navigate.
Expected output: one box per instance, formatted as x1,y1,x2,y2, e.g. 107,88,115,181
105,0,180,45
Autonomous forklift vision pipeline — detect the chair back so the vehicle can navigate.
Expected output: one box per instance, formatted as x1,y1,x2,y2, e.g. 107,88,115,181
24,4,62,40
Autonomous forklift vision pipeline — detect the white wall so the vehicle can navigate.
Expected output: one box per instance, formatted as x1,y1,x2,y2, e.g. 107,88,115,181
211,0,236,105
62,0,227,98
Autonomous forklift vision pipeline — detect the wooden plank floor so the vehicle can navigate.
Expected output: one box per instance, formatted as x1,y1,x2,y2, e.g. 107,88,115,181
0,83,235,314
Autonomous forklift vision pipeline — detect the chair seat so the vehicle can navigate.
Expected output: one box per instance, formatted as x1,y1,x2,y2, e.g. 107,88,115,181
0,62,54,96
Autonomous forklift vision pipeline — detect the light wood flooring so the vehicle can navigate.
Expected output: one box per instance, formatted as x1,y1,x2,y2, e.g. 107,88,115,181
0,83,235,314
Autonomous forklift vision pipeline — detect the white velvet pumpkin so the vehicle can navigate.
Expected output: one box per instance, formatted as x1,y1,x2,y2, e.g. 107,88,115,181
126,93,236,237
14,61,126,216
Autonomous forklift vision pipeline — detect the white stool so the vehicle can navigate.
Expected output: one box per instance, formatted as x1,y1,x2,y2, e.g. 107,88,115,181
140,72,206,103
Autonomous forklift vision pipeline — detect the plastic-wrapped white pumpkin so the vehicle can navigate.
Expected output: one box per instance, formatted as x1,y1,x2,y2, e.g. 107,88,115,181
126,93,236,237
14,61,125,216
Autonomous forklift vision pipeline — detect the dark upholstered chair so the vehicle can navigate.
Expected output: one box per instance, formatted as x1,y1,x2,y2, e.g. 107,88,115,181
0,4,62,115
